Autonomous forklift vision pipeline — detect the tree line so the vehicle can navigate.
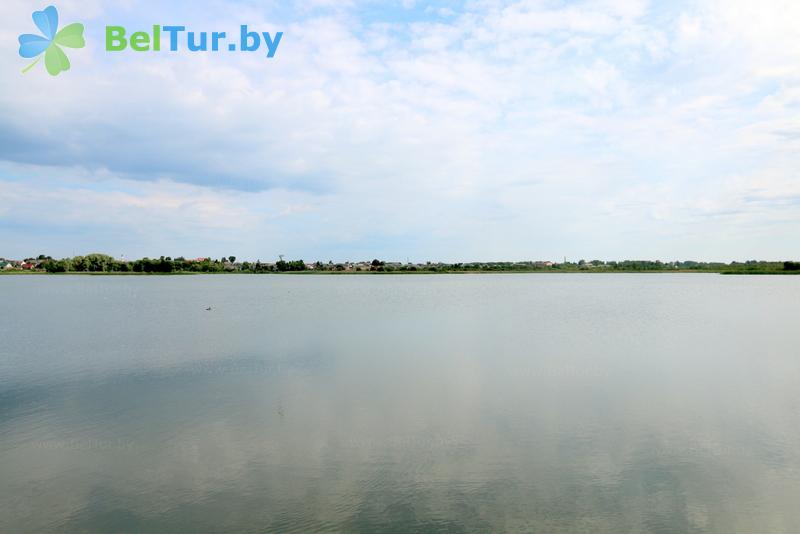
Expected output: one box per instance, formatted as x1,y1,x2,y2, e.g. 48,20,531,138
29,254,800,274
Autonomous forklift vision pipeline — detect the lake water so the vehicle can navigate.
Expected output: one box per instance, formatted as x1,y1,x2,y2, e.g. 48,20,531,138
1,274,799,533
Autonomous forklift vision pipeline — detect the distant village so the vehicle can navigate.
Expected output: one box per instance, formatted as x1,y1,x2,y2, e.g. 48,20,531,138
1,254,798,274
0,255,562,273
0,257,46,271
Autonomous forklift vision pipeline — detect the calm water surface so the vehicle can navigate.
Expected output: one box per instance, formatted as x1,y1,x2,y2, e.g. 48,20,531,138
1,274,799,533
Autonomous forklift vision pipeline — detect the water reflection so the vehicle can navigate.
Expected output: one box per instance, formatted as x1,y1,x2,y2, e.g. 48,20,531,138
1,274,800,532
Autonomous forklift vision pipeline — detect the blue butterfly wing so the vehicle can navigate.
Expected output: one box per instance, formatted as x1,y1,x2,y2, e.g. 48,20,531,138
33,6,59,40
19,34,51,58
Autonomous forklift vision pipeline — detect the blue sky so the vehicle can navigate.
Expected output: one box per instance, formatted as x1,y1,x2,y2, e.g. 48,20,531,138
1,0,799,262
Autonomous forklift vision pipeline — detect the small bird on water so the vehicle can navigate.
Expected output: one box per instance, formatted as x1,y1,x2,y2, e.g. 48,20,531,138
205,307,212,311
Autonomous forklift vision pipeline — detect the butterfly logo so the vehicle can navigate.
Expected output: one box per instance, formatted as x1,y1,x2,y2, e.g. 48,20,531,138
18,6,85,76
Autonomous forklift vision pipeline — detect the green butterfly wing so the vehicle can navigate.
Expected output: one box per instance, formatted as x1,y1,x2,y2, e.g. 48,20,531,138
54,23,85,48
45,45,70,76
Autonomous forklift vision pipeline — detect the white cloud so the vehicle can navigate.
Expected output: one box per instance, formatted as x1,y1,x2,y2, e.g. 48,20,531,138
1,0,799,260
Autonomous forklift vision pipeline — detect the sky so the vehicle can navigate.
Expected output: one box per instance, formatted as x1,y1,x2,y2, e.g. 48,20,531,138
1,0,799,262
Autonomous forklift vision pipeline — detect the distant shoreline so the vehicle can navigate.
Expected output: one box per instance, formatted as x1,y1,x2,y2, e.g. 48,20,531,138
3,255,799,276
2,270,798,276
